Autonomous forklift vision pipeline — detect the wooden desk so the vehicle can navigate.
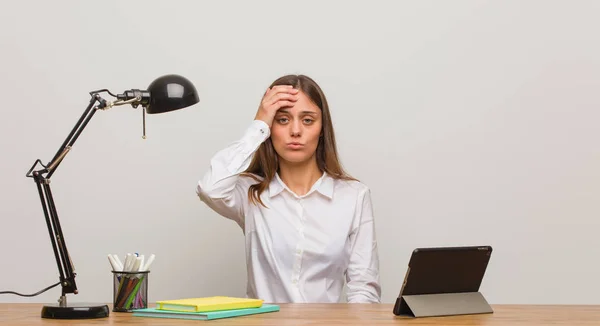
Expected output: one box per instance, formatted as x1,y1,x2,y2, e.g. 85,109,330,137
1,303,598,325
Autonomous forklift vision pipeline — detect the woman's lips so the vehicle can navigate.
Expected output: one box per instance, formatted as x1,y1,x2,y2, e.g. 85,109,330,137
286,142,304,150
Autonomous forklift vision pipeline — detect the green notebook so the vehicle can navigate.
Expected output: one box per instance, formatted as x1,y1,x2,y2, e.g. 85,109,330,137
132,304,280,320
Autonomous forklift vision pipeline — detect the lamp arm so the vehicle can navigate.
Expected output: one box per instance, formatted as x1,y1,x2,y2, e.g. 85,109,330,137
25,93,108,304
46,93,108,178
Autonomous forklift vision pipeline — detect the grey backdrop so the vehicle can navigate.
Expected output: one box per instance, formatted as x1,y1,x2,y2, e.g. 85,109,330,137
1,0,599,305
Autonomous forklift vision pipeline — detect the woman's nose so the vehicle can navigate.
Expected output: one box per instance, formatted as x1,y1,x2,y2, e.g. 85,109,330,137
290,120,301,136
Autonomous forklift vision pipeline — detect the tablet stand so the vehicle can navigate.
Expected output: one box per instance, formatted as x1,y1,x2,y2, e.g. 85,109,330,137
394,292,493,318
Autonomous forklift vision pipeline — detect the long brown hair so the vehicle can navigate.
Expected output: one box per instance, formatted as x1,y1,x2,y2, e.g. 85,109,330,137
241,74,355,207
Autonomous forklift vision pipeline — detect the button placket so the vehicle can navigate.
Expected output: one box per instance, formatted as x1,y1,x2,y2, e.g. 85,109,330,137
297,199,304,219
292,199,304,287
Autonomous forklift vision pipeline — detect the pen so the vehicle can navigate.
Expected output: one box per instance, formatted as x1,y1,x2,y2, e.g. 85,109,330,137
124,253,133,272
107,254,118,271
113,254,124,271
132,257,142,271
131,257,142,278
141,254,155,271
138,255,145,272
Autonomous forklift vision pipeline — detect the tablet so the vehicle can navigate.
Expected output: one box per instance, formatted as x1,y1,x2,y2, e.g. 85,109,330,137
393,245,493,316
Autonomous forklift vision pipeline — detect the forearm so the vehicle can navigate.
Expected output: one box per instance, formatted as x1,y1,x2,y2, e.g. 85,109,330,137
196,120,270,221
347,270,381,303
346,189,381,303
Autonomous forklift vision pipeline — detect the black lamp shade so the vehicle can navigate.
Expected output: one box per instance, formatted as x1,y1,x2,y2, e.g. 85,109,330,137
146,74,199,114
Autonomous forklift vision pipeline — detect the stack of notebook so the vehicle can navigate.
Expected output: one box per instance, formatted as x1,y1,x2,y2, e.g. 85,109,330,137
132,296,279,320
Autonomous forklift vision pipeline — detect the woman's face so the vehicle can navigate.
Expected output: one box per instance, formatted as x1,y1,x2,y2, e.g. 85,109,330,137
271,90,322,165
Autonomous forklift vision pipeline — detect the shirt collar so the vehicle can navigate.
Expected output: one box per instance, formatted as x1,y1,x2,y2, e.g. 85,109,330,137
269,172,334,199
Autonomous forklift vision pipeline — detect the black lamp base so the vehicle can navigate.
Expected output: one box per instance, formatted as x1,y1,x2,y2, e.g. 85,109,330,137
41,303,109,319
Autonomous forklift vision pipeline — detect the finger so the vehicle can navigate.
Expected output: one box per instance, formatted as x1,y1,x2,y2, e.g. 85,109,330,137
266,93,298,106
264,85,290,96
273,100,296,110
267,85,297,96
265,87,299,103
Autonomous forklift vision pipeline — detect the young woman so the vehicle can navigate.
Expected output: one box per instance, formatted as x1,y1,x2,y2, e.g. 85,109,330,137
196,75,381,303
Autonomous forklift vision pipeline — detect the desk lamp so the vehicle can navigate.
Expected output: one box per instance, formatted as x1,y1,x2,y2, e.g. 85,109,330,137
24,74,199,319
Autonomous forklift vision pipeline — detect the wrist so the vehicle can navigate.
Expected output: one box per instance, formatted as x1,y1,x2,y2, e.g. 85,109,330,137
254,112,273,128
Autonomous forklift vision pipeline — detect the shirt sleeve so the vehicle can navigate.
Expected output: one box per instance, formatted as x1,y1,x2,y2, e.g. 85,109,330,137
196,119,270,229
346,188,382,303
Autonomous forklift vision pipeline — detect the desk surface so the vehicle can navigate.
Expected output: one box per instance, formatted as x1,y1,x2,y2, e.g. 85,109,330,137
1,303,599,325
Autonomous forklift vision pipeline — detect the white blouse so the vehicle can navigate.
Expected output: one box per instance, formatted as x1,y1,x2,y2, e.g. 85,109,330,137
196,120,381,303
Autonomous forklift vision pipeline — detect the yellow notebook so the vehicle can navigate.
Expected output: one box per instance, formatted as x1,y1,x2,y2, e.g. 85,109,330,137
156,296,263,312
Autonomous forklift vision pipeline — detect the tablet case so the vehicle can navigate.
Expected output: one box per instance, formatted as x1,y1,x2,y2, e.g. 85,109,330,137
393,245,494,318
395,291,492,317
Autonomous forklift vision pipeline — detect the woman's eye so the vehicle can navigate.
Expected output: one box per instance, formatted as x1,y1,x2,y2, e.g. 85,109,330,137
277,118,289,124
303,119,314,124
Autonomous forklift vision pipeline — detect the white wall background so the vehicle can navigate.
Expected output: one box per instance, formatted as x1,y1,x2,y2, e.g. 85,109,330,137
1,0,599,305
